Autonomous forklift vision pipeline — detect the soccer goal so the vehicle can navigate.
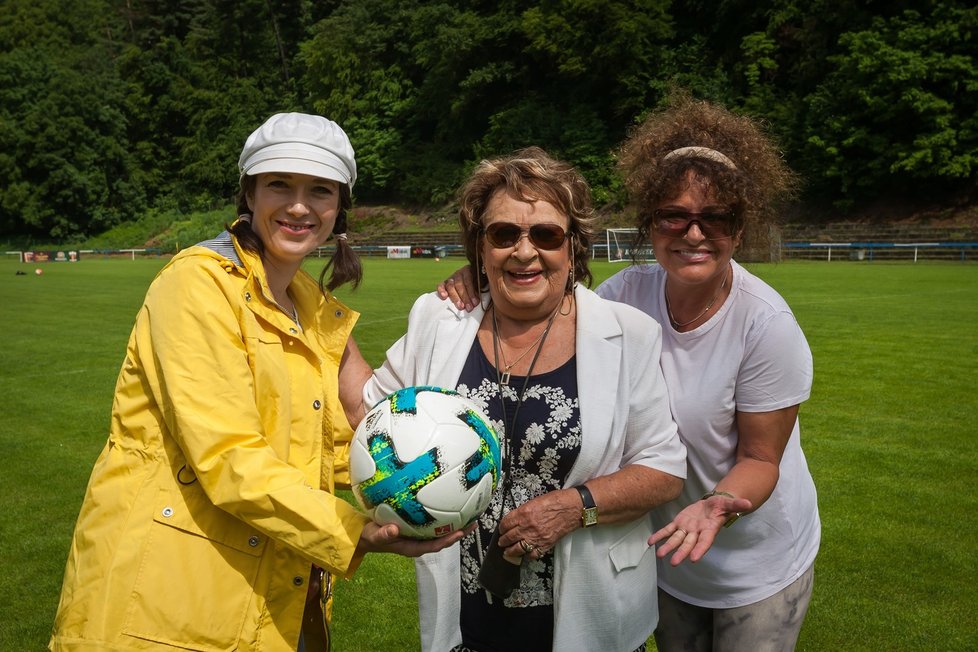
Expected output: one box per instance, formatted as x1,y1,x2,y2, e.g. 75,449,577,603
605,228,655,263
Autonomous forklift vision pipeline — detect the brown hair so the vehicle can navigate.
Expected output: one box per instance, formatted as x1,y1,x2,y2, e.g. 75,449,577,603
618,91,798,259
458,146,594,290
230,176,363,291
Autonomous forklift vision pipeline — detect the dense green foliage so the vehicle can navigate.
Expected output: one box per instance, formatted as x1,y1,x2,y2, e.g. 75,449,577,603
1,1,976,240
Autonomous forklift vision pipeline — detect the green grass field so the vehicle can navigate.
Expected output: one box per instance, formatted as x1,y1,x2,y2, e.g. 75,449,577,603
1,255,976,651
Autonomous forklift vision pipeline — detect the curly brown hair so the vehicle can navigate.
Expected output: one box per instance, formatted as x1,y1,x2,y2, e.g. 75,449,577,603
618,91,798,257
458,146,595,290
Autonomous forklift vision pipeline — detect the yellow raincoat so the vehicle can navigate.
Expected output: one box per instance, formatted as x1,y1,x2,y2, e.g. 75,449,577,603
50,233,369,651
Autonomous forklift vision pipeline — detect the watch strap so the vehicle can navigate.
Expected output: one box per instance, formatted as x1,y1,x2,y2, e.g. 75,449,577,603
702,489,742,527
574,485,598,527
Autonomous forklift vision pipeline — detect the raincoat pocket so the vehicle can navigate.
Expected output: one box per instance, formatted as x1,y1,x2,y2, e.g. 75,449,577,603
122,487,266,651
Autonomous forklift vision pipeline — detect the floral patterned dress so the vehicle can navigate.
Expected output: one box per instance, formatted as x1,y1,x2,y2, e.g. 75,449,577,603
453,341,581,651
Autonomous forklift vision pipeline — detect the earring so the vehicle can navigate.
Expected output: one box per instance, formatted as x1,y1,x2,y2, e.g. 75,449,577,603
475,248,490,311
565,237,576,294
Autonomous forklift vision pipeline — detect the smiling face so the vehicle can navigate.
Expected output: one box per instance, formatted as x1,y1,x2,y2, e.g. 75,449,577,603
246,172,341,279
481,190,572,322
650,172,741,289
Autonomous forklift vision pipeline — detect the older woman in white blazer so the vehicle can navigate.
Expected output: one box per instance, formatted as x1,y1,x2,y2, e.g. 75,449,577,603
363,148,686,652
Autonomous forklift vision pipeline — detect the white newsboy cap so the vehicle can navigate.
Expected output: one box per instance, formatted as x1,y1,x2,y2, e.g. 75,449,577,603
238,113,357,187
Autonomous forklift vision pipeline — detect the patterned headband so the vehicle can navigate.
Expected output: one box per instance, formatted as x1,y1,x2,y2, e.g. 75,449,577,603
662,146,737,170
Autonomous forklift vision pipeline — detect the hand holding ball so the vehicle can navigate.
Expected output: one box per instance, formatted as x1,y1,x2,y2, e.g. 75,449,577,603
350,386,501,539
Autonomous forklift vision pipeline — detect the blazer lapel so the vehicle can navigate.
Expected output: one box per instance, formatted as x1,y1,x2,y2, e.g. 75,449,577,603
427,300,486,387
568,286,623,486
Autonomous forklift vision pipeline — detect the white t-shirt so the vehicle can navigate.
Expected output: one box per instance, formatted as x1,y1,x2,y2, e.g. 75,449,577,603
597,260,820,608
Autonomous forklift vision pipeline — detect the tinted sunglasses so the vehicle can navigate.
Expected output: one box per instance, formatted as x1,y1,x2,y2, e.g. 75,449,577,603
483,222,568,250
652,209,738,240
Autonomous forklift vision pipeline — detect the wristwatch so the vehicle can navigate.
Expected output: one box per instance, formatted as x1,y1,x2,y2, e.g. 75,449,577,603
574,485,598,527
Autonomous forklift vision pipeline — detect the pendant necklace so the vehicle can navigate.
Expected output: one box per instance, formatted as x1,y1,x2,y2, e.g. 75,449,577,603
480,300,566,602
491,304,560,385
666,265,730,330
489,302,559,515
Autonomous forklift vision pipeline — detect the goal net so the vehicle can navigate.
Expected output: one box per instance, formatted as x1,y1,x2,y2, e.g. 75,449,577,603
606,228,654,263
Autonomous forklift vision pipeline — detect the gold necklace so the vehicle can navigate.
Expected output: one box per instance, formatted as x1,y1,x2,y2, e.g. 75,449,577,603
491,305,560,385
666,265,730,329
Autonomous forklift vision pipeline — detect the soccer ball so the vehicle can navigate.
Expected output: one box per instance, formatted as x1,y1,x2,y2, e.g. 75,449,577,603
350,386,501,539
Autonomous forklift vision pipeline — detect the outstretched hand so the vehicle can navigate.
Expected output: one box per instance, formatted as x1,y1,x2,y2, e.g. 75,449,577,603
649,494,752,565
436,265,479,312
357,521,473,558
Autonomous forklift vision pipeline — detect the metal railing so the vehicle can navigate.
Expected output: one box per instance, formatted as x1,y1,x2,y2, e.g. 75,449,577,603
782,241,978,262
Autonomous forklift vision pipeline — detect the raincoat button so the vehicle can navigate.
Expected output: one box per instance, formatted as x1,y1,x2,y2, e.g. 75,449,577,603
334,310,343,318
248,536,260,547
244,292,252,302
161,507,174,518
312,400,322,410
289,327,298,334
293,576,304,586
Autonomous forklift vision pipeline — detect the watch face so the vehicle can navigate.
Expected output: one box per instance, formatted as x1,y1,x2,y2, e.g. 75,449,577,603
582,507,598,527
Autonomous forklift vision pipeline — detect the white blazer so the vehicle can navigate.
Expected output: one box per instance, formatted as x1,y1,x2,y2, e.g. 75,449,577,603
364,285,686,652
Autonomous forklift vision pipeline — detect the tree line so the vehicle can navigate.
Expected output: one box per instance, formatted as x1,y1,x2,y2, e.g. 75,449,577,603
1,0,975,241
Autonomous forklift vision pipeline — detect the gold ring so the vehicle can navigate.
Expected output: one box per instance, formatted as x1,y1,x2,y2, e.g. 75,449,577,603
519,539,535,553
675,528,688,538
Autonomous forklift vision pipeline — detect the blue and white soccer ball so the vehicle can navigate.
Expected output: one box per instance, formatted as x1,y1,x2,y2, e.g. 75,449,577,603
350,386,501,539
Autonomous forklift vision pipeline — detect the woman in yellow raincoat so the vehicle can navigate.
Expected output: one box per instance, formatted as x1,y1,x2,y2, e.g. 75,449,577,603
49,113,462,652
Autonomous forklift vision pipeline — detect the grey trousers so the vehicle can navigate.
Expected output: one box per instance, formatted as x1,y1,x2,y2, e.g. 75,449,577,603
654,563,814,652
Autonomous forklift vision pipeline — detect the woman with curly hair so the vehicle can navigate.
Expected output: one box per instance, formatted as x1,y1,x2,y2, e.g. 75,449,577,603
440,92,818,651
599,93,818,651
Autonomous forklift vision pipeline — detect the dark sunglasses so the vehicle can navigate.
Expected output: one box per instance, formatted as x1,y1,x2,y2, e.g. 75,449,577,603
652,209,738,240
483,222,568,250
